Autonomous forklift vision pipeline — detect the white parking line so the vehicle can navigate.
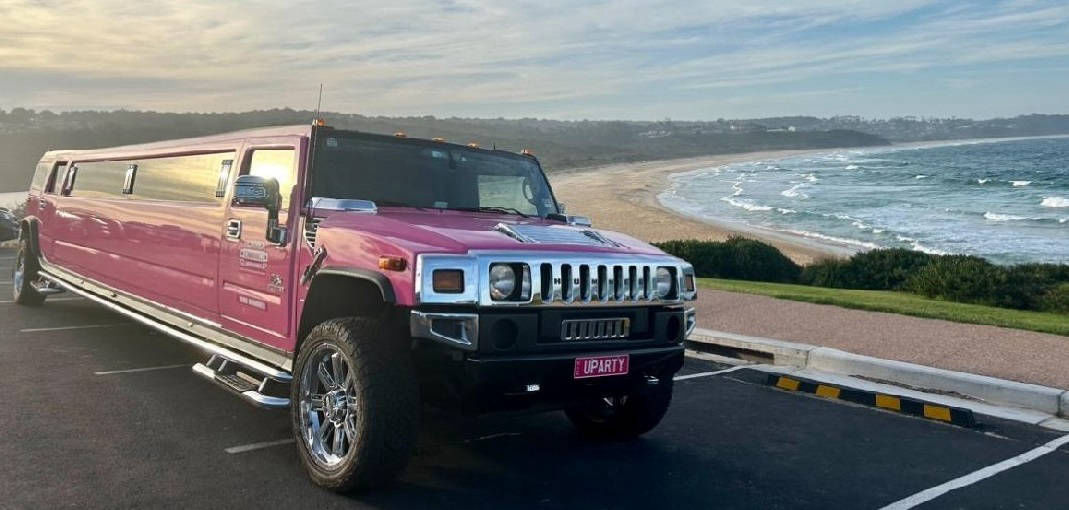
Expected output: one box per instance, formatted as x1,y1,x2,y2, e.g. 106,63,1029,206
19,323,129,333
674,364,752,381
880,434,1069,510
225,438,295,454
0,297,82,305
94,363,189,376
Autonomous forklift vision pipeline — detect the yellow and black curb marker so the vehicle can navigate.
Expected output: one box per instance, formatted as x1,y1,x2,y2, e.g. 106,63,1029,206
767,374,977,428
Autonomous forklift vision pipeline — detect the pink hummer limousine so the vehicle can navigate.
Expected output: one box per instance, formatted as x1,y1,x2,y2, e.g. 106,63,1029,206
13,123,697,491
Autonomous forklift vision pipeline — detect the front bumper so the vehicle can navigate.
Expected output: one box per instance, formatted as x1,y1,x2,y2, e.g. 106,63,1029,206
419,344,684,413
410,306,690,412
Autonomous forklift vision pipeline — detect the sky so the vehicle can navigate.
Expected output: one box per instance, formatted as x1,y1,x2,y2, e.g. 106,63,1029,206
1,0,1068,120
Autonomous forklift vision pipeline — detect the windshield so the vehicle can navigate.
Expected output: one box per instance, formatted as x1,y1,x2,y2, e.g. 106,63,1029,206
309,132,559,217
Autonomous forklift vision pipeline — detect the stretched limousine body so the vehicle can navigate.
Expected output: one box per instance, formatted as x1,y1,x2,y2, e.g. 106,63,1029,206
14,124,697,491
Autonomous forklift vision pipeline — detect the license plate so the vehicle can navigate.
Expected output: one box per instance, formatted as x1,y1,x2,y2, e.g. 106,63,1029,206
574,354,630,379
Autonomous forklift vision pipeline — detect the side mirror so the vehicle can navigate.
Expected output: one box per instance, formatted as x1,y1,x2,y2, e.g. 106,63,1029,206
232,175,280,211
232,175,287,245
558,202,567,214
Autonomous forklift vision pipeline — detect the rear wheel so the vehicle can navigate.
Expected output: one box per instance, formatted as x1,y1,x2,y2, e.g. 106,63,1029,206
565,376,674,440
12,237,45,306
290,317,419,492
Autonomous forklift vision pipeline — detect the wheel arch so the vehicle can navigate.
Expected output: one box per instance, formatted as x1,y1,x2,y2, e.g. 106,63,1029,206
18,216,41,259
296,268,399,354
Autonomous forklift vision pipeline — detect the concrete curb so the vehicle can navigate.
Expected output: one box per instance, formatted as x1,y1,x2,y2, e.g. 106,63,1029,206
689,327,1069,418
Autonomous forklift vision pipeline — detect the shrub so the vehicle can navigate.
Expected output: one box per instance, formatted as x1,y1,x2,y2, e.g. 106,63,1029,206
801,249,936,290
655,237,801,283
1040,283,1069,314
904,256,1051,310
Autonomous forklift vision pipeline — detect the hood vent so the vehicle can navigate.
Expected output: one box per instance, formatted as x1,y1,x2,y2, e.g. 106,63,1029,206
495,223,619,247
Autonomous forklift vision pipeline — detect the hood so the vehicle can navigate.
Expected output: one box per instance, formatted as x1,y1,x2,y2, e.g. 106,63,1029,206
314,208,666,256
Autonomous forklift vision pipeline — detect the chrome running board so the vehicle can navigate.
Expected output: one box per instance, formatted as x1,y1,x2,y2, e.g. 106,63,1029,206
31,279,65,296
38,271,292,383
193,355,290,409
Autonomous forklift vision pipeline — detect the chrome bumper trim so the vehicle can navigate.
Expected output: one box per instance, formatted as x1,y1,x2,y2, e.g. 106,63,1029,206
684,307,697,338
410,311,479,351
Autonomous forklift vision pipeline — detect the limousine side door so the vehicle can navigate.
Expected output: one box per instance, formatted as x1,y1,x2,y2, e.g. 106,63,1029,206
218,139,303,351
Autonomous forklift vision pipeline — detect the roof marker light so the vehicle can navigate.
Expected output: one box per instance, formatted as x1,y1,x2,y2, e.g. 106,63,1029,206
432,137,445,143
394,131,407,138
521,148,534,156
467,142,480,148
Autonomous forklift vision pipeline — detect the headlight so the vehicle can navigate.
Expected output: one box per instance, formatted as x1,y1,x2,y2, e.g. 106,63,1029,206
489,264,516,300
654,267,673,298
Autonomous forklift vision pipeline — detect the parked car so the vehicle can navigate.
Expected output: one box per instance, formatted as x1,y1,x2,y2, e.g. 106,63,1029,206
0,207,17,242
12,124,697,491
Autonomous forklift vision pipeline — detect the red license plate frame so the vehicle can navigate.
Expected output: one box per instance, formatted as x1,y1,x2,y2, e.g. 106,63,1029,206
573,354,630,379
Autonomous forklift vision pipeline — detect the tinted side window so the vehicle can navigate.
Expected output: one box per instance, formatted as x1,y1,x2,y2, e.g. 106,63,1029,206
247,149,297,208
71,161,128,198
135,152,237,203
30,163,50,192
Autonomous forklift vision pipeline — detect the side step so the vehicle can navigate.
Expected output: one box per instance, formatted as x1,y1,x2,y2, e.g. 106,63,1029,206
31,279,65,296
193,355,290,409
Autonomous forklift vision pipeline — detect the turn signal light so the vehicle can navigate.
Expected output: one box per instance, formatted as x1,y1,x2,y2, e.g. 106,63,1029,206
378,256,407,272
684,274,696,293
432,269,464,293
313,118,327,126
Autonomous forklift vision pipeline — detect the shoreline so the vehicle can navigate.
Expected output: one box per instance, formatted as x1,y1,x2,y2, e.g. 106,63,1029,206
548,135,1069,265
549,150,849,265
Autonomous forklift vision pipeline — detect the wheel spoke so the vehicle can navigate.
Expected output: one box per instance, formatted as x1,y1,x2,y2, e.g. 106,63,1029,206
318,420,332,444
344,416,357,441
331,352,346,388
308,395,325,412
317,362,336,390
332,422,345,455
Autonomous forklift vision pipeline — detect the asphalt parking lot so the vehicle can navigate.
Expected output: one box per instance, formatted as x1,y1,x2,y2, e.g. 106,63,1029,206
2,248,1068,509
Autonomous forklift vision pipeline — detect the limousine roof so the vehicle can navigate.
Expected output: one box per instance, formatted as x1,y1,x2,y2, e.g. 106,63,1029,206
42,124,315,162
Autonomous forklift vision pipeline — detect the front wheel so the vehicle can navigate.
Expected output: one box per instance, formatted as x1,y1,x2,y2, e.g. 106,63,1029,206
12,237,45,306
565,376,674,440
290,317,419,492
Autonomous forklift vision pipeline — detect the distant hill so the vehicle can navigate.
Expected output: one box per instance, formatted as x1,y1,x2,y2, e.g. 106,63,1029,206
0,108,896,192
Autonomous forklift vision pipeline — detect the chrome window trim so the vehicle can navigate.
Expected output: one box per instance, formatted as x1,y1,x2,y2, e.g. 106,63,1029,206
416,251,696,307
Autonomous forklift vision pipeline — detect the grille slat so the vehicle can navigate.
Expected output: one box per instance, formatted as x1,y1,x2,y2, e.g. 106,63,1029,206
560,318,630,341
528,260,674,305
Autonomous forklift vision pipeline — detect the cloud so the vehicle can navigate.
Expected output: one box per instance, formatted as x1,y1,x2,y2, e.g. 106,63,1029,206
0,0,1067,118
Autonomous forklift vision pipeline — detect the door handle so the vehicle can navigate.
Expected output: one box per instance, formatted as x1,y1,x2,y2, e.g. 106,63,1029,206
38,198,47,209
226,219,242,239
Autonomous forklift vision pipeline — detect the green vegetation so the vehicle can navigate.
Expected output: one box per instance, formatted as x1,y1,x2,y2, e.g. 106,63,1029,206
656,239,1068,330
698,278,1069,337
0,108,892,192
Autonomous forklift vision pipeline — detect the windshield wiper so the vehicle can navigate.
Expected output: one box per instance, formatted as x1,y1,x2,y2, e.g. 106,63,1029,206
450,206,529,218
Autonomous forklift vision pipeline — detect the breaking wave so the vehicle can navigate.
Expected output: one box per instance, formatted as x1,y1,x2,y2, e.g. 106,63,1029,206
1041,197,1068,208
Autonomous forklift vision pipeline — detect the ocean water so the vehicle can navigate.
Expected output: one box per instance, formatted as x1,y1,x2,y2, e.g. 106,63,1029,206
660,137,1069,264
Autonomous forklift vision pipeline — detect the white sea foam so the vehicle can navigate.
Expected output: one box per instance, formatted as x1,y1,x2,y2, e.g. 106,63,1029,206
786,230,880,250
915,175,928,179
1041,197,1069,208
1011,180,1032,187
803,173,819,182
777,208,797,215
780,183,809,199
910,242,949,255
977,178,990,184
845,164,859,170
720,196,772,212
1061,218,1068,224
984,212,1030,222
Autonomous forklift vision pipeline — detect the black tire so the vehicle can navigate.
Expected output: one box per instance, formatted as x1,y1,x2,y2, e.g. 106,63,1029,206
565,377,673,440
290,317,419,492
12,236,45,307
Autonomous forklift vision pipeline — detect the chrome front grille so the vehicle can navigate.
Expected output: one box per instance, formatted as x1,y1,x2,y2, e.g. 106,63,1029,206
537,262,666,305
561,318,630,341
415,252,696,307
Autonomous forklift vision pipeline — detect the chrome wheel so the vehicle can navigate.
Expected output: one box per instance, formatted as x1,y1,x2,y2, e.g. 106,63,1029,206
299,344,357,469
12,249,25,294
